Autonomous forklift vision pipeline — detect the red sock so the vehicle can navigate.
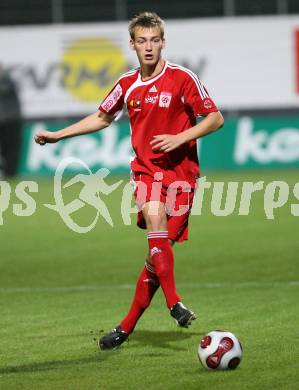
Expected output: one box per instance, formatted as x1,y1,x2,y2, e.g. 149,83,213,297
120,262,159,334
147,231,180,309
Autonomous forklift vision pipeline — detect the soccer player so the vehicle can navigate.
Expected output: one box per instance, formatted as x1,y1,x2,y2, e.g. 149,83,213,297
35,12,224,350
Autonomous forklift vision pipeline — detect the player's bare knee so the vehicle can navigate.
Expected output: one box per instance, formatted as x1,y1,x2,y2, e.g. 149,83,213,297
146,214,167,231
143,201,167,231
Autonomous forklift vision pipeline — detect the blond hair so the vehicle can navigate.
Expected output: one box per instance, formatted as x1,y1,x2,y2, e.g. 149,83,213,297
128,12,165,39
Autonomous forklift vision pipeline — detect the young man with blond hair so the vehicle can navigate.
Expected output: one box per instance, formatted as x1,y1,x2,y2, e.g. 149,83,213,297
35,12,224,350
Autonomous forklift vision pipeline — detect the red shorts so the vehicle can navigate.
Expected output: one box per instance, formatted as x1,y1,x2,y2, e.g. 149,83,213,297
132,172,196,243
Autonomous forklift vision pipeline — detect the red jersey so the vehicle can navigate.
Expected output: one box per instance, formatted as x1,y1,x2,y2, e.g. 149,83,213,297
99,61,219,187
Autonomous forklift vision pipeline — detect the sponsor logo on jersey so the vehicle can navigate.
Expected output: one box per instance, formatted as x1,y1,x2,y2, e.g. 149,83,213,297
203,98,213,109
159,92,172,108
149,84,158,93
101,83,122,112
145,94,159,104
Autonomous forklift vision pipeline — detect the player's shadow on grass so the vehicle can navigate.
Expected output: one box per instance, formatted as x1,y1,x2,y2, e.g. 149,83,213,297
0,354,109,375
0,331,204,374
130,329,202,351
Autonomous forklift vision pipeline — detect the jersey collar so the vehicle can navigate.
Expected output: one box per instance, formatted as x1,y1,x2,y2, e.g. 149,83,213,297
138,60,168,85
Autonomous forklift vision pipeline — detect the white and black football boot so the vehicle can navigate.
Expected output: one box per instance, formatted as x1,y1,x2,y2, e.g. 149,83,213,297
98,326,129,350
170,302,196,328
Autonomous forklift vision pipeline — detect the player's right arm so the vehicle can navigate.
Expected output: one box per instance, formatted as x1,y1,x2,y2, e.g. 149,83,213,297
34,110,113,145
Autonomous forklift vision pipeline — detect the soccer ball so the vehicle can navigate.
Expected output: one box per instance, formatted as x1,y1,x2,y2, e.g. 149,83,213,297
198,330,243,370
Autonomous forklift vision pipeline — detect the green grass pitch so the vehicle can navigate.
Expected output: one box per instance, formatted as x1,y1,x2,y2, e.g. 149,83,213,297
0,170,298,389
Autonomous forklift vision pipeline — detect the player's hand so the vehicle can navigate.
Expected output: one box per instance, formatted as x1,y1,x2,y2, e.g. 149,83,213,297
150,134,185,153
34,130,59,145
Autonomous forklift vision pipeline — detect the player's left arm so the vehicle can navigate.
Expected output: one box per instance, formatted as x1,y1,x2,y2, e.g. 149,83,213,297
151,111,224,153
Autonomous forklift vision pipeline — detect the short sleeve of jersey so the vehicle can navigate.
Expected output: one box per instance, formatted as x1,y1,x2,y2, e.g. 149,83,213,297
99,82,124,117
182,73,218,117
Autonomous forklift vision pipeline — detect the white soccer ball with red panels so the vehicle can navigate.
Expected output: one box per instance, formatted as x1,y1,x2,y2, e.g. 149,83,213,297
198,330,243,370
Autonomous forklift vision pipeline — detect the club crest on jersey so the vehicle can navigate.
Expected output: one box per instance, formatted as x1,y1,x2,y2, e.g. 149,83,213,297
159,92,172,108
203,98,213,109
129,98,141,109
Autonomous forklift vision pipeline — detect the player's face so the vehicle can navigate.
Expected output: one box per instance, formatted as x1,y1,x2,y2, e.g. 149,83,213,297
130,27,165,67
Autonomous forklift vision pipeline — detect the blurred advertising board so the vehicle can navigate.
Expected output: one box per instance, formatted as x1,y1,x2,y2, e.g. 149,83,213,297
0,16,299,118
19,116,299,175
